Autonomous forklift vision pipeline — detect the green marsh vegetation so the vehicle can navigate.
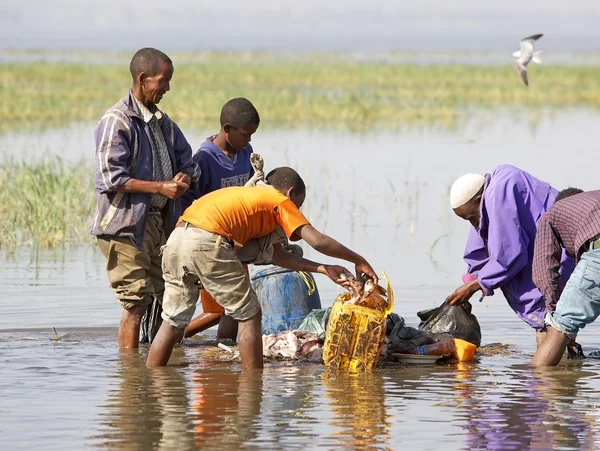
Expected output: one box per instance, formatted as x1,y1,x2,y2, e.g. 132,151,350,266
2,57,599,132
1,54,599,248
0,158,94,249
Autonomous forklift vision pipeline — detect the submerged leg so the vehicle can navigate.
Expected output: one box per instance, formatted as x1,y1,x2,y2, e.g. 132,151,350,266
237,310,264,370
535,328,547,349
118,304,148,349
147,322,186,367
532,326,570,367
217,314,239,341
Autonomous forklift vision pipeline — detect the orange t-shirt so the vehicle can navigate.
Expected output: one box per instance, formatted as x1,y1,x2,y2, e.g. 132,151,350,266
179,186,310,245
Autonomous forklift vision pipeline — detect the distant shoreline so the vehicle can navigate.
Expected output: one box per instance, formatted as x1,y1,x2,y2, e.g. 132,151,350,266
2,49,600,66
2,58,599,135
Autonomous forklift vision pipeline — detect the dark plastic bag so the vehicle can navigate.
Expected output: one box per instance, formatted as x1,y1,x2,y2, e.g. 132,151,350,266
139,297,163,344
386,315,450,353
417,301,481,347
385,313,403,336
297,308,331,340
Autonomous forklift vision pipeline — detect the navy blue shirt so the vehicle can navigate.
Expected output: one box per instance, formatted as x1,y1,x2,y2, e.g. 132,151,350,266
181,138,254,211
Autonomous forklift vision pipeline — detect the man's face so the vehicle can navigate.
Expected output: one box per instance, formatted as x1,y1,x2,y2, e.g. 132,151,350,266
225,123,258,152
141,60,173,105
453,196,481,229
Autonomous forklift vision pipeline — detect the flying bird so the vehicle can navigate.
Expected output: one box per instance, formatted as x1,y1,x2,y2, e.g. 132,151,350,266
512,33,544,86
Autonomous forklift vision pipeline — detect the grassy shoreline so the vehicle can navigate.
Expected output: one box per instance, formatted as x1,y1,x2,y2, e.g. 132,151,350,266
0,158,94,248
2,56,599,248
2,60,599,132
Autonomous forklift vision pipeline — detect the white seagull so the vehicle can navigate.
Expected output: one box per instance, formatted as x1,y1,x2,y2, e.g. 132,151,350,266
512,33,544,86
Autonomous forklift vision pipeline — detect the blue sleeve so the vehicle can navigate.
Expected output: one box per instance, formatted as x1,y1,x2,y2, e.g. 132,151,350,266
94,110,135,193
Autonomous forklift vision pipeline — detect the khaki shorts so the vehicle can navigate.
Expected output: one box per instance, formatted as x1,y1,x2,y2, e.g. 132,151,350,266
161,223,261,328
97,214,166,310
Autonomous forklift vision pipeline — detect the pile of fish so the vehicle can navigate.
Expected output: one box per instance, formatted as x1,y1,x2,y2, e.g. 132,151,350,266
340,274,388,312
262,330,323,362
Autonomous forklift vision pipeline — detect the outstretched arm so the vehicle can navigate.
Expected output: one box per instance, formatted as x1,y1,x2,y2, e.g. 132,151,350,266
532,216,563,310
473,186,530,294
271,243,353,287
446,228,487,305
294,224,377,283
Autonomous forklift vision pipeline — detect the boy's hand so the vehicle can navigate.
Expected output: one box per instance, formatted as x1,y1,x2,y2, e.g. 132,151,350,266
321,265,354,287
355,258,378,284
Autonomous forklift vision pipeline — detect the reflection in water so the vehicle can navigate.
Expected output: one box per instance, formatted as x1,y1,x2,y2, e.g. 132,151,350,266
191,366,263,449
4,110,600,448
322,370,391,449
95,352,195,450
448,363,600,450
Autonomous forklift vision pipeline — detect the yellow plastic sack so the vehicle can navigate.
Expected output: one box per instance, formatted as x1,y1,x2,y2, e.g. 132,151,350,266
323,272,394,371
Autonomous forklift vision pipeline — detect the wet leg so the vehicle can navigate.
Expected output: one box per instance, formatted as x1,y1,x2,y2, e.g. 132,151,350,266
237,310,263,370
147,322,186,367
532,326,570,366
118,304,148,349
217,314,239,341
535,329,547,349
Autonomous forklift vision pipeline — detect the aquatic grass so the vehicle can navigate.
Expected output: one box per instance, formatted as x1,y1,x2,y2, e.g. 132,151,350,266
0,158,95,248
2,58,599,133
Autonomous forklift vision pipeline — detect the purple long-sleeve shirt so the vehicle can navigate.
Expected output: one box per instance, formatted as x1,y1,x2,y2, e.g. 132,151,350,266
462,165,575,330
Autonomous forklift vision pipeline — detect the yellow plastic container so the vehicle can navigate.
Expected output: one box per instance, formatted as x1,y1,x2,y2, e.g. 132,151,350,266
323,272,394,371
452,338,477,362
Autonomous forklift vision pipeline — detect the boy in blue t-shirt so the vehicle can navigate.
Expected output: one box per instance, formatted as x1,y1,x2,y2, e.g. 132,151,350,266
181,98,260,340
181,97,259,211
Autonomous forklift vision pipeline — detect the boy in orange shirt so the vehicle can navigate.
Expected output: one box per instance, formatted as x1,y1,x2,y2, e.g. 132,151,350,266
147,167,377,369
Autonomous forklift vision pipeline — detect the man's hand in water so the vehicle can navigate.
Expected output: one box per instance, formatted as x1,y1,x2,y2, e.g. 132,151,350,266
446,280,481,305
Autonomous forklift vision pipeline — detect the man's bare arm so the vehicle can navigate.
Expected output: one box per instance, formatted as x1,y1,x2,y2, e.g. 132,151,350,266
295,224,377,283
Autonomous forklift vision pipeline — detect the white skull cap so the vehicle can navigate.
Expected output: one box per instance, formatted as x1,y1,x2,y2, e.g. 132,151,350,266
450,173,485,209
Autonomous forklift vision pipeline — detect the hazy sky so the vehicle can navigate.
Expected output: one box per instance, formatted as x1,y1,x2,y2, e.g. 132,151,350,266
1,0,599,52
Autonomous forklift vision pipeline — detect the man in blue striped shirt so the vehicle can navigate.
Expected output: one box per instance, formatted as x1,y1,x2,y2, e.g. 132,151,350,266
91,48,198,349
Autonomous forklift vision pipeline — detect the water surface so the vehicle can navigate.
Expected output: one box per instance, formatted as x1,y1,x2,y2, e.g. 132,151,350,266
2,111,600,449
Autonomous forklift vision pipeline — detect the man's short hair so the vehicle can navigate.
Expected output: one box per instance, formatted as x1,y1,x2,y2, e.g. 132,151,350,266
130,48,172,82
266,167,306,195
220,98,260,129
555,187,584,203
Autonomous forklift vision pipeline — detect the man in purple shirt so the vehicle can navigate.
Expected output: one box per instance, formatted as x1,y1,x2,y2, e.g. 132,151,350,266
180,98,260,340
532,190,600,366
446,165,575,346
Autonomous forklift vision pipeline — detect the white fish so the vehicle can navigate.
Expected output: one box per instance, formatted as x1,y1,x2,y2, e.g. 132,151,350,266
286,331,300,353
512,33,544,86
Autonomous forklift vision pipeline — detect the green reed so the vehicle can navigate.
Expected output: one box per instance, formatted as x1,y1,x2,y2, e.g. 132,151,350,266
2,58,599,132
0,158,94,248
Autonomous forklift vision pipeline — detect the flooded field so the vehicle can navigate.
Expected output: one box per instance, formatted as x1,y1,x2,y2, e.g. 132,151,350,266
2,110,600,449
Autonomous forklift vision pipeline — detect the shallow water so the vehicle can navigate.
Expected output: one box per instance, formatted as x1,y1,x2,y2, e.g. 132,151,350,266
3,328,600,450
2,111,600,449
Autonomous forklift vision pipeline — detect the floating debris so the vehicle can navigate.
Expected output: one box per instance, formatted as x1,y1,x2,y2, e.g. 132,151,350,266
49,327,61,342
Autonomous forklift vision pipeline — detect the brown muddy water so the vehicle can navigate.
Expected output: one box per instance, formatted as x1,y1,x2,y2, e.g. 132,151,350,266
2,111,600,449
